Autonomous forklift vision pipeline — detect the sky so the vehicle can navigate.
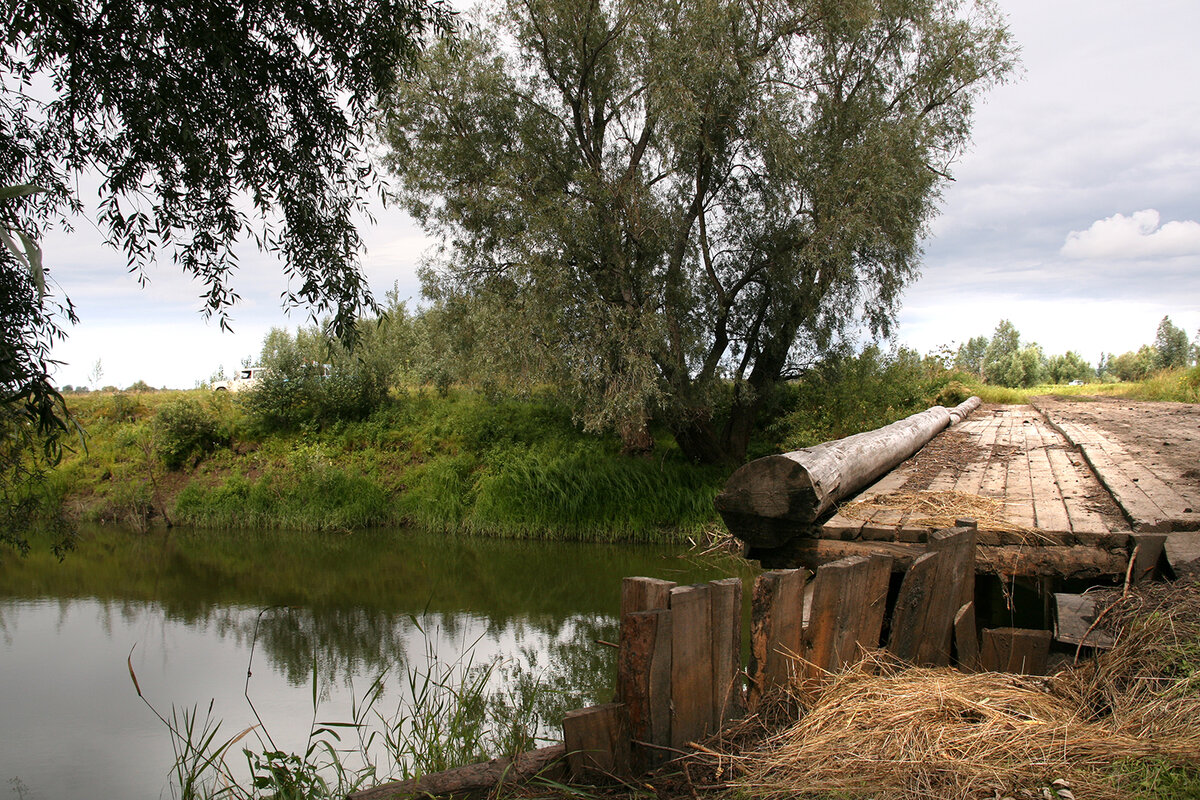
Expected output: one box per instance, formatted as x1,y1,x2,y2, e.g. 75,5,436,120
42,0,1200,390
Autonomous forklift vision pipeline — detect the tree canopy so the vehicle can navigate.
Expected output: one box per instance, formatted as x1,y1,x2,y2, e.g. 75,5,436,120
1,0,450,554
382,0,1016,462
1154,315,1190,370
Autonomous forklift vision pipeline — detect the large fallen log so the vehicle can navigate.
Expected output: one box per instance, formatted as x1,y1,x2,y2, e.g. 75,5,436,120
716,399,980,548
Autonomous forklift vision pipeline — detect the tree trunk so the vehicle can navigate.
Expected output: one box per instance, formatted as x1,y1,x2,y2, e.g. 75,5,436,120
671,416,731,464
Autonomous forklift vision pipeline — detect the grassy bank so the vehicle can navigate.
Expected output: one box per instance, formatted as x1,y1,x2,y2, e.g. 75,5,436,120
49,388,728,542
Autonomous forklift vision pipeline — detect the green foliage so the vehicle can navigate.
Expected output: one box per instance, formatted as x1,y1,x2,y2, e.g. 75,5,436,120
935,380,973,406
4,1,451,343
1107,345,1160,382
174,449,394,533
1,193,79,556
1045,350,1093,384
241,326,390,433
768,346,951,449
954,336,989,378
154,396,227,469
382,0,1016,462
981,321,1047,387
1154,316,1191,369
1115,759,1200,800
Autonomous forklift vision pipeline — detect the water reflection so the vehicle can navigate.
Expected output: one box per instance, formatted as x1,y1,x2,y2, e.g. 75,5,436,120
0,526,750,799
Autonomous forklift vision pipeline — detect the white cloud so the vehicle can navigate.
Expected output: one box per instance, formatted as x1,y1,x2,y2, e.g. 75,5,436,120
1060,210,1200,259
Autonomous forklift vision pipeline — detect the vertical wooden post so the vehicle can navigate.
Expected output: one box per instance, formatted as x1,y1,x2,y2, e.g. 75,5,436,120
889,526,976,667
669,584,713,748
887,551,939,663
563,703,632,781
923,526,978,664
708,577,743,727
621,577,676,617
803,554,892,682
953,602,980,671
748,569,807,710
617,610,672,772
979,628,1052,675
1130,533,1167,585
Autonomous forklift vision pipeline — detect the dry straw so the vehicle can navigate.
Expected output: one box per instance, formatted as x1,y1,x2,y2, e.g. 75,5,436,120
839,490,1048,540
726,582,1200,800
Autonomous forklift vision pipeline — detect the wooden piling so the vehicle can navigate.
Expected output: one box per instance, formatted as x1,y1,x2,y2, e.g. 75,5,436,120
887,526,976,666
804,554,892,681
562,703,631,781
617,610,672,771
621,577,676,616
708,577,744,726
669,584,714,748
979,628,1052,675
748,569,807,709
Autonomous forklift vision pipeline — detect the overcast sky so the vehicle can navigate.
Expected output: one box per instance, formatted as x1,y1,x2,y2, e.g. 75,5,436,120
44,0,1200,389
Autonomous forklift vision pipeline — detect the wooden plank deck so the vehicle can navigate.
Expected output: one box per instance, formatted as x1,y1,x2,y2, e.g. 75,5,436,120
815,404,1136,576
1032,397,1200,532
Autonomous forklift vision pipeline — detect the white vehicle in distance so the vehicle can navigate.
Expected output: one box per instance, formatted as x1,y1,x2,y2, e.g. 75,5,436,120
213,367,269,392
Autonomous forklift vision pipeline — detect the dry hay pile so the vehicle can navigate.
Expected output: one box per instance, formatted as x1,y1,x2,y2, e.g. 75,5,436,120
839,490,1046,540
725,581,1200,800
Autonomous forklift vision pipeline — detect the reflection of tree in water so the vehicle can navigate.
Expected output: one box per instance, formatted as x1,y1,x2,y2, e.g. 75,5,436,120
218,605,620,737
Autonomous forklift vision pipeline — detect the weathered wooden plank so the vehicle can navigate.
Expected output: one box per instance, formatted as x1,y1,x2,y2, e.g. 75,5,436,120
1130,532,1167,585
954,602,980,671
784,537,1128,579
1004,419,1037,531
804,555,893,681
1052,593,1115,649
919,526,978,665
563,704,631,781
617,610,672,771
621,577,676,617
953,414,1003,496
887,551,939,663
1165,531,1200,577
1024,423,1072,534
828,470,913,541
669,584,713,748
748,569,807,709
1090,436,1196,522
979,628,1052,675
1044,443,1113,537
1075,439,1169,532
881,526,974,667
708,577,744,727
926,467,960,493
349,745,567,800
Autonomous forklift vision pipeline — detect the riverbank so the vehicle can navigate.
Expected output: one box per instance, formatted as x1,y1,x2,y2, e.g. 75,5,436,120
46,387,728,541
34,364,1199,543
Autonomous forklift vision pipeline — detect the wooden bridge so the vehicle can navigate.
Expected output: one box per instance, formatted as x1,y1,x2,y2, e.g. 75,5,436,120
721,397,1200,581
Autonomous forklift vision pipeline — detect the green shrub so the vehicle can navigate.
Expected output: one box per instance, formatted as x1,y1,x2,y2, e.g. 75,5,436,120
241,362,389,433
935,380,972,406
154,397,226,469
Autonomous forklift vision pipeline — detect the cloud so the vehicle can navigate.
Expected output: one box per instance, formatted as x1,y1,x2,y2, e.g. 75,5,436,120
1060,210,1200,259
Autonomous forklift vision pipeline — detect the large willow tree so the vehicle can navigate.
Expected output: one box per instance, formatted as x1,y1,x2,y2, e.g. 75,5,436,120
382,0,1016,463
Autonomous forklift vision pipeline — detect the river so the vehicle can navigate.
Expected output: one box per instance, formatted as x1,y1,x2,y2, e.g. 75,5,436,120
0,525,750,799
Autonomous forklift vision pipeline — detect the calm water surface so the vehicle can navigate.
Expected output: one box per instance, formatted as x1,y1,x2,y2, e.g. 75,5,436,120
0,526,749,800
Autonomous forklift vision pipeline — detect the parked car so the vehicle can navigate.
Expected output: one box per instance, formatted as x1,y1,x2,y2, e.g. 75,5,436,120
213,367,268,392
